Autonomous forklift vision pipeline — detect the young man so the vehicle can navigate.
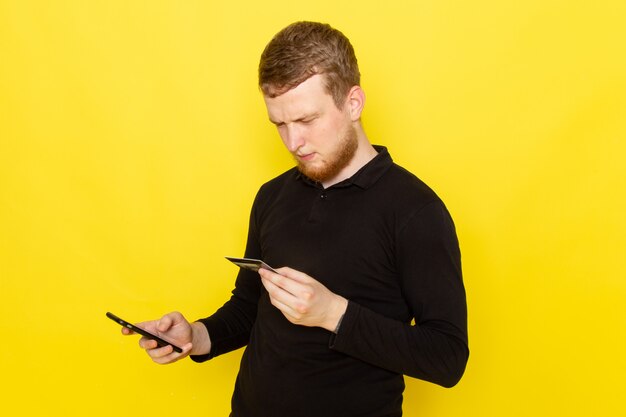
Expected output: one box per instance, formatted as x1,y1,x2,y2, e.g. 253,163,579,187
123,21,468,417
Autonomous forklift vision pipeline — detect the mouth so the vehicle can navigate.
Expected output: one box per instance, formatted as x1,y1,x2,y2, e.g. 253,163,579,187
296,152,315,162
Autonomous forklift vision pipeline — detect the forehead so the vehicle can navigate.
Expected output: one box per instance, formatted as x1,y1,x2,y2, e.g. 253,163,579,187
263,74,336,122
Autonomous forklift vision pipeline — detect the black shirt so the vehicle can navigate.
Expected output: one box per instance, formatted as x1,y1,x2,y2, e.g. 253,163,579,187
192,146,469,417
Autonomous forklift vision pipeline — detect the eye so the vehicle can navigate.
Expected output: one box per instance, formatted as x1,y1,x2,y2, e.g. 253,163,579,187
275,123,288,135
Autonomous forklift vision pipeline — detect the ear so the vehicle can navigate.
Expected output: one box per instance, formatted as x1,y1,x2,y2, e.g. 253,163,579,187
346,85,365,121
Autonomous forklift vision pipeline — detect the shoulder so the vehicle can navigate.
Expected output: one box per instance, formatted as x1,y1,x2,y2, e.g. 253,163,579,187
257,167,300,196
376,162,442,209
377,162,461,237
376,165,460,250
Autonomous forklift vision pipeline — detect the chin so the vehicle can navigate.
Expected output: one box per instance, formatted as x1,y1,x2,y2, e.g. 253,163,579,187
298,165,326,182
298,161,340,183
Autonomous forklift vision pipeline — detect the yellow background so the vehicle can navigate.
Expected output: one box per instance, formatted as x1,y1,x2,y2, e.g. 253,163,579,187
1,1,625,416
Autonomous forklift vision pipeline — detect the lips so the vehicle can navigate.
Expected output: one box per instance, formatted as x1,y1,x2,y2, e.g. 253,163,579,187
297,152,315,162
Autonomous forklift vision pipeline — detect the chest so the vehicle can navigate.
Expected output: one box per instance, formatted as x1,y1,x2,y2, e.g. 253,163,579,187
256,186,411,320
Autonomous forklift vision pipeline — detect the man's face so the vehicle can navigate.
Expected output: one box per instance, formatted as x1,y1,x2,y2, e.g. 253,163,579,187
264,74,358,184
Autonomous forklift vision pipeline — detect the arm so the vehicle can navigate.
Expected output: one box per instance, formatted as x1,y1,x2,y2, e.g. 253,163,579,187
330,201,468,387
190,269,261,362
259,200,468,387
121,189,267,364
190,193,265,362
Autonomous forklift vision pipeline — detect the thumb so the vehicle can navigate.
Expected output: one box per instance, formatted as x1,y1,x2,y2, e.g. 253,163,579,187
156,314,175,333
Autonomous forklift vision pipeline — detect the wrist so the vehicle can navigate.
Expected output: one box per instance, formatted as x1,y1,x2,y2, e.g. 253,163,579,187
190,321,211,356
327,296,348,333
333,312,345,334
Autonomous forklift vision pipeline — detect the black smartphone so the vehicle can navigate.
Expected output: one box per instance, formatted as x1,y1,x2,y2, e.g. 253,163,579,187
106,312,183,353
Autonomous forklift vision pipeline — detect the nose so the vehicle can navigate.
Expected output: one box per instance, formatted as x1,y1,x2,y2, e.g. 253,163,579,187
282,124,305,152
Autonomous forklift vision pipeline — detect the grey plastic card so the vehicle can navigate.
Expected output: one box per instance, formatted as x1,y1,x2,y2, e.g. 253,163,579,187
225,256,277,273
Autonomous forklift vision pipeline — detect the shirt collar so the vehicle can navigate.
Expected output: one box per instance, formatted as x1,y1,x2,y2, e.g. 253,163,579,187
296,145,393,189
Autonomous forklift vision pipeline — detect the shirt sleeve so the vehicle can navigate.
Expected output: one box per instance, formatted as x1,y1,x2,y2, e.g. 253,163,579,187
329,200,469,387
190,194,264,363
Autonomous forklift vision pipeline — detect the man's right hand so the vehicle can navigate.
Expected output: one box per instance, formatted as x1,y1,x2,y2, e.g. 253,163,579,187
121,311,211,364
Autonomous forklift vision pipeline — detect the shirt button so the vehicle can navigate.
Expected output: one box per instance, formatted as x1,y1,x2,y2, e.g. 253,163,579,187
320,193,327,199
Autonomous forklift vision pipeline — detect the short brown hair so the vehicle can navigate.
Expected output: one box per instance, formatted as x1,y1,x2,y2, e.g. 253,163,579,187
258,21,360,108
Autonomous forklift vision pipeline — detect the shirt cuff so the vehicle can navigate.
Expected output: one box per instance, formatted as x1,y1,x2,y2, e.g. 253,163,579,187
328,300,360,350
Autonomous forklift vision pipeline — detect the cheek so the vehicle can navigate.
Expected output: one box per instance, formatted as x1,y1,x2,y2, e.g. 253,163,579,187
314,120,340,143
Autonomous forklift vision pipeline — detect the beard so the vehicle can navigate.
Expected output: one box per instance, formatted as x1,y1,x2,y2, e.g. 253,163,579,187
295,124,359,184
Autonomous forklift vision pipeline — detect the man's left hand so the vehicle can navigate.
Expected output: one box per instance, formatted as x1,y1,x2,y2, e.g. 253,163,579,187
258,267,348,332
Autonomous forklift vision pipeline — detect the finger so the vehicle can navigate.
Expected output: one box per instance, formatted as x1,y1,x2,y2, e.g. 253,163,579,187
139,336,159,350
261,281,298,318
259,269,303,297
181,342,193,354
261,277,305,318
261,276,299,305
121,327,135,336
147,344,174,360
274,267,312,283
268,297,301,322
149,342,193,365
